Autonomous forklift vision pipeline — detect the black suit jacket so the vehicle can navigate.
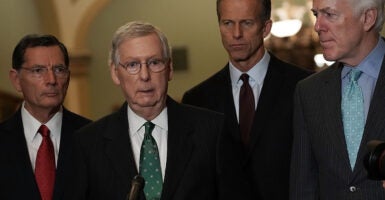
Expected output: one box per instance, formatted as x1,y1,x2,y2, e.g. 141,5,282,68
290,60,385,199
182,54,310,199
0,107,91,200
69,97,224,200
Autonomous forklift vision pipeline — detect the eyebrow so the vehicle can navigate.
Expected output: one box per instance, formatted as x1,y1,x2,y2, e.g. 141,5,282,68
30,64,66,68
313,7,335,13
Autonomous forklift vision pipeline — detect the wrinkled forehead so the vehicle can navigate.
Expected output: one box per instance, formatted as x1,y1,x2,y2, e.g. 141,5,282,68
117,34,164,60
23,46,66,66
312,0,351,11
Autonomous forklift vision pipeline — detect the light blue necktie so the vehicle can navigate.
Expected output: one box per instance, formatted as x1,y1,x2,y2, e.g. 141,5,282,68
139,121,162,200
341,69,364,169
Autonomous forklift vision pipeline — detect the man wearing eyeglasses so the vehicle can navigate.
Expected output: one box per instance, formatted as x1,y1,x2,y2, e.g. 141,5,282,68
68,21,224,200
0,34,91,200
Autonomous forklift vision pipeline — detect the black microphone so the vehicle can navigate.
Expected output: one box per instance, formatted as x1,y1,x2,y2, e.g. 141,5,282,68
127,175,145,200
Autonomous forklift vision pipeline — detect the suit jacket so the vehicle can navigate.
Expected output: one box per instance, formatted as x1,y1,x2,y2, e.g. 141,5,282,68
290,59,385,199
182,53,311,200
0,107,91,200
69,97,224,200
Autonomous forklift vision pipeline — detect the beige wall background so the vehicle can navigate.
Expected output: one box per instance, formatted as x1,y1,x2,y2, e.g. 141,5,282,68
1,0,384,120
0,0,227,120
0,1,42,96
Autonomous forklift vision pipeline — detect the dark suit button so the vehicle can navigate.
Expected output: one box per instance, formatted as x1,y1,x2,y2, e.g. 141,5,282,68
349,186,357,192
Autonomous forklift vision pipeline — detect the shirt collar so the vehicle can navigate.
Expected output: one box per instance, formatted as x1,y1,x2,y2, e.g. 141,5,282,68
21,101,63,142
127,105,168,137
229,50,270,87
342,36,385,79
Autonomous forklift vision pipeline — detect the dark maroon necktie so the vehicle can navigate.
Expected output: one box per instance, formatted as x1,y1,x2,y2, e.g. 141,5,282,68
35,125,55,200
239,74,255,147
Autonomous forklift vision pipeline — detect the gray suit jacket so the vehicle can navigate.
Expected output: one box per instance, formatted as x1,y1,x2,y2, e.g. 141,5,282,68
290,59,385,199
69,97,224,200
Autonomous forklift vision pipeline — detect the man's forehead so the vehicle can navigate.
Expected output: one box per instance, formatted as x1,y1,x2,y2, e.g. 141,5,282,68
23,46,65,65
312,0,341,10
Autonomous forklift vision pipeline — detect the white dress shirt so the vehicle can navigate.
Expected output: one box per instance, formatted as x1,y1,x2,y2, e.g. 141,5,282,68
127,106,168,181
21,102,62,171
229,50,270,122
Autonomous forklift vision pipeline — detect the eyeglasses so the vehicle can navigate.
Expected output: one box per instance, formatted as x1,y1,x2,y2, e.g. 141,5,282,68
118,58,168,74
20,66,70,79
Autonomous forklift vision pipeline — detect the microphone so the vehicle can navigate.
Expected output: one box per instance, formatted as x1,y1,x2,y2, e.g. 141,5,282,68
127,175,145,200
367,140,385,151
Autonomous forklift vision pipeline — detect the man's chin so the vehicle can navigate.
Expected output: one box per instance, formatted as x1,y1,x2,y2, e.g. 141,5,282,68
133,99,158,108
229,52,250,62
322,53,336,62
36,103,62,112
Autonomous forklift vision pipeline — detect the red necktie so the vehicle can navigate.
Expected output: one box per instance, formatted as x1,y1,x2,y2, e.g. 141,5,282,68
239,74,255,147
35,125,55,200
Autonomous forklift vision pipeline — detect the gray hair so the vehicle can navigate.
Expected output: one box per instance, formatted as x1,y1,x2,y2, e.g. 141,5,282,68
352,0,385,32
109,21,172,66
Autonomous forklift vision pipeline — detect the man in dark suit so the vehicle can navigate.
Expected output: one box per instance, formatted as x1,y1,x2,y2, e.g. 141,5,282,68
290,0,385,199
69,21,224,200
182,0,310,199
0,34,91,200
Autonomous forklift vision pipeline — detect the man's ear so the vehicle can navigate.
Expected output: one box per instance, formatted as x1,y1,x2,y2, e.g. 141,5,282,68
263,19,273,38
363,8,377,31
168,60,173,81
9,69,22,92
110,63,121,85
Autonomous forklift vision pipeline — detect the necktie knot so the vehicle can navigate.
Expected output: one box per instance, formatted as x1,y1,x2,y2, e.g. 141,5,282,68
38,125,50,137
240,73,250,84
349,69,362,82
144,121,155,137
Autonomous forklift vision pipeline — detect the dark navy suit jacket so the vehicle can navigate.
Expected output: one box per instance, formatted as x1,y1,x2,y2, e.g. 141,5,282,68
69,97,224,200
182,54,310,199
0,108,91,200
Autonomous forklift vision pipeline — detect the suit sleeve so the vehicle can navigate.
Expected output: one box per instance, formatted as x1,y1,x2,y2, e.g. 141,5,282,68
290,84,319,200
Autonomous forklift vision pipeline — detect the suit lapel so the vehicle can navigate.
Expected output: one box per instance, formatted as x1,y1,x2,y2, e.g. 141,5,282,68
54,115,68,198
54,109,89,199
355,55,385,174
4,110,41,198
220,67,242,143
321,64,352,171
103,104,138,196
216,67,246,165
54,109,76,198
161,98,195,200
246,56,284,160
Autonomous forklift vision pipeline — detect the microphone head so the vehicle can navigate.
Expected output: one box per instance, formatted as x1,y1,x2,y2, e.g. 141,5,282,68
365,140,385,180
132,175,145,189
367,140,385,151
127,175,145,200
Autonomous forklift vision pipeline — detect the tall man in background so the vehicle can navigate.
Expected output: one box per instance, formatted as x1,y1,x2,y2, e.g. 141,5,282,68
182,0,310,199
0,34,91,200
290,0,385,198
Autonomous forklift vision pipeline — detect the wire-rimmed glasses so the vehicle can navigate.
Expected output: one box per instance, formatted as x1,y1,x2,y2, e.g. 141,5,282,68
118,58,168,74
